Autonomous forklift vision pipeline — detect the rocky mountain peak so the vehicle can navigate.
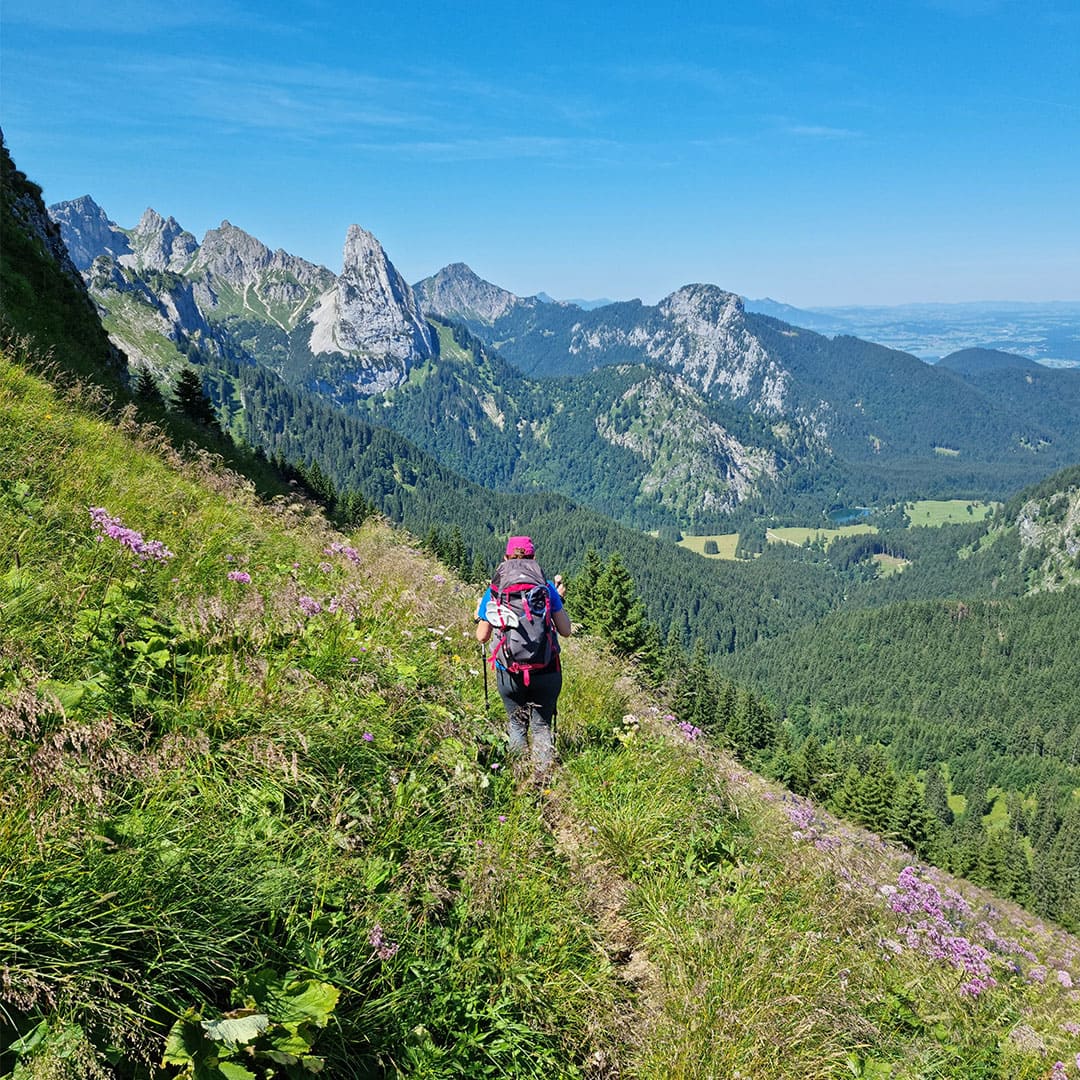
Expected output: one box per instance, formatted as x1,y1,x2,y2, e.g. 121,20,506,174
660,284,746,325
413,263,519,325
306,224,435,375
48,195,132,271
121,208,198,273
189,219,274,285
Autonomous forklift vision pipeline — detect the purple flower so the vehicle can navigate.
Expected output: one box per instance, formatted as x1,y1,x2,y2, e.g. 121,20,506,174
227,570,251,584
89,506,174,562
325,542,361,564
677,720,702,741
298,596,322,617
1057,969,1075,989
369,924,398,961
432,574,446,584
1049,1063,1067,1080
348,656,360,664
362,732,374,742
318,561,333,573
498,815,507,823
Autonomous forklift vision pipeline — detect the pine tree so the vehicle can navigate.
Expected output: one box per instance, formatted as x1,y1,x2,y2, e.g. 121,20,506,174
173,367,218,428
889,776,937,857
569,547,603,634
593,552,647,655
133,367,164,407
852,747,896,833
922,763,954,827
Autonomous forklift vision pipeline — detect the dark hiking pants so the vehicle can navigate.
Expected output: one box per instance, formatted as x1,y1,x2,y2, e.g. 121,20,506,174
495,667,562,775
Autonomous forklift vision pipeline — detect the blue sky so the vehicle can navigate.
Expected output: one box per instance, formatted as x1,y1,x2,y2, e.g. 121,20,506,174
2,0,1078,305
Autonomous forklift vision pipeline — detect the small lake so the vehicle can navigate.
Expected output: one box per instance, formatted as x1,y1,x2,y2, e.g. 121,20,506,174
826,506,873,525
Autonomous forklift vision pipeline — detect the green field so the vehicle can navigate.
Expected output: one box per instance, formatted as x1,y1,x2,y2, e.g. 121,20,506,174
906,499,996,526
872,552,909,576
766,524,877,548
680,502,996,564
678,533,740,559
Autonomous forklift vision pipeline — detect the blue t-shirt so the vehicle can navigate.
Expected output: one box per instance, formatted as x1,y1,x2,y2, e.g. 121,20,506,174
476,581,564,620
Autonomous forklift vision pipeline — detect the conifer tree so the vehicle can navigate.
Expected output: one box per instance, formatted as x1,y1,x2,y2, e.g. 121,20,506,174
593,552,647,655
888,776,936,857
133,367,164,407
569,547,604,634
922,763,954,827
172,366,218,428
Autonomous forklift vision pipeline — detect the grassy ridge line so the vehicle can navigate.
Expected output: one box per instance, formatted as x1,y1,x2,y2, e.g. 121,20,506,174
2,349,1080,1078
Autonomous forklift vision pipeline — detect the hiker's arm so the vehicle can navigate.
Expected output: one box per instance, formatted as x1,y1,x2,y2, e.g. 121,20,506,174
475,619,492,643
553,609,572,637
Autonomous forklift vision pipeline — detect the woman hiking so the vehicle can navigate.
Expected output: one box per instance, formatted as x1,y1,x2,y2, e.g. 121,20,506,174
475,536,571,783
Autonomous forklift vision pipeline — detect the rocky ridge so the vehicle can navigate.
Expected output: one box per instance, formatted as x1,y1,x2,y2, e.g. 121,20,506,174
413,262,520,324
49,199,434,390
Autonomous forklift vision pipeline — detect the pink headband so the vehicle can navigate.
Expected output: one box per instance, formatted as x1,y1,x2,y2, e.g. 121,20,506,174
505,535,534,557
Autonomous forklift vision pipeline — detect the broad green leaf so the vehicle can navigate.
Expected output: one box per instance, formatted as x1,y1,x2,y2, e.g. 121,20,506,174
216,1063,257,1080
162,1012,212,1066
201,1013,270,1046
273,981,339,1026
8,1018,49,1056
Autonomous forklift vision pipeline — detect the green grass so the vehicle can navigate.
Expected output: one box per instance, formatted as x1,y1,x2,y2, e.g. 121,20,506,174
2,340,1078,1079
677,533,740,559
872,552,909,576
906,499,996,526
767,523,877,547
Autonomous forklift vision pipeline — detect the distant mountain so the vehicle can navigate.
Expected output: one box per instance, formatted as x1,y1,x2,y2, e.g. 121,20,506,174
742,297,849,334
412,268,1080,502
565,296,618,310
51,199,435,391
47,195,133,271
937,347,1043,374
412,262,518,324
48,199,1080,528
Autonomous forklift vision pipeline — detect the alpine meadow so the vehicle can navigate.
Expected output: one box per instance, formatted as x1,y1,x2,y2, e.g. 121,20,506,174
3,72,1080,1080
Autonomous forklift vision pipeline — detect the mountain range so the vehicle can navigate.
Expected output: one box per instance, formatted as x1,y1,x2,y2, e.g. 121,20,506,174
49,197,1080,530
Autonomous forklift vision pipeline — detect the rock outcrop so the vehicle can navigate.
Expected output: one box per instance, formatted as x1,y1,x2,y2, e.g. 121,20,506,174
47,195,131,273
307,226,435,385
121,209,198,273
414,262,519,324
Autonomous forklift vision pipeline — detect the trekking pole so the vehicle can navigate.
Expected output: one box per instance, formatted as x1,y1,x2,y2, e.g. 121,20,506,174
481,640,489,711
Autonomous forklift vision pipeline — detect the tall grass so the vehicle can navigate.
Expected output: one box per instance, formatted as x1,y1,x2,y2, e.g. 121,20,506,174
2,342,1079,1078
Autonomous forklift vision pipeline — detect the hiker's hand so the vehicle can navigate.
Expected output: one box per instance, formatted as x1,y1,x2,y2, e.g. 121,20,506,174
554,574,566,598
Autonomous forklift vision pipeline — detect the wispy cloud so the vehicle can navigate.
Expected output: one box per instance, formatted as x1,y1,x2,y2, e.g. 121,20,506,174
347,135,619,164
785,124,864,139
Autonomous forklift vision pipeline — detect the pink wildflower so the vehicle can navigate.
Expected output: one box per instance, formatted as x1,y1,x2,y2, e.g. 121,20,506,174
297,596,322,617
89,506,174,562
227,570,251,584
362,732,374,742
369,924,398,961
1057,970,1075,989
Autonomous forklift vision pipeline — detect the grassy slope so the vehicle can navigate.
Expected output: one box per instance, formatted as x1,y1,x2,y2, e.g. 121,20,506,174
3,344,1080,1078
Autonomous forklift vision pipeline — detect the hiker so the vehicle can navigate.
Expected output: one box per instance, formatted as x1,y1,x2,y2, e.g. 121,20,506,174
475,536,571,780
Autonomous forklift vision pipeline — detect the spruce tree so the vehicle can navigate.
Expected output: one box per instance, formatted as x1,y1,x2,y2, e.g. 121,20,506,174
888,776,936,857
133,367,164,407
569,547,604,634
593,552,647,655
173,367,218,427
